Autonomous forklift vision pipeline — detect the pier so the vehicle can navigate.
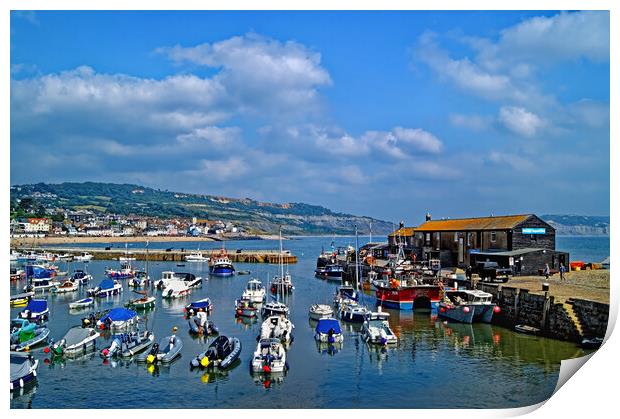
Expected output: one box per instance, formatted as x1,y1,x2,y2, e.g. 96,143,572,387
15,247,298,264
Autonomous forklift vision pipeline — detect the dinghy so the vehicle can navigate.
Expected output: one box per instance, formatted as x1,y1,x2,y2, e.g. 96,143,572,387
52,280,78,293
96,307,138,331
188,312,219,335
69,297,94,310
137,335,183,364
259,315,295,344
242,279,266,303
190,336,241,369
10,292,33,307
235,298,258,318
101,330,155,358
361,310,397,346
87,279,123,298
19,299,49,323
251,338,288,373
51,326,100,357
10,352,39,391
309,304,333,320
11,326,50,352
314,318,344,344
261,301,289,318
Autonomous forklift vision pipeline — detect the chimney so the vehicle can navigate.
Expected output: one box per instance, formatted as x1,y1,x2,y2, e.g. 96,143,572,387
425,211,432,222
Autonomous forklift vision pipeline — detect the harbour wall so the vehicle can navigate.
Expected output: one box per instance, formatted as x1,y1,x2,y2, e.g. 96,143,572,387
476,283,609,342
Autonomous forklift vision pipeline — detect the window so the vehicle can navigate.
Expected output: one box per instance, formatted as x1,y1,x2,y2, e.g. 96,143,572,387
467,232,471,246
425,233,431,245
491,231,497,242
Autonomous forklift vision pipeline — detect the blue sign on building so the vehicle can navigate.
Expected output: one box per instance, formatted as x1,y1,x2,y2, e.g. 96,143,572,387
522,228,546,235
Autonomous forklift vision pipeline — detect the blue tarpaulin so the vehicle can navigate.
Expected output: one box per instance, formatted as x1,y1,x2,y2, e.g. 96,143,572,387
99,308,137,322
188,299,211,310
315,318,342,334
99,279,115,290
24,299,48,313
25,265,54,279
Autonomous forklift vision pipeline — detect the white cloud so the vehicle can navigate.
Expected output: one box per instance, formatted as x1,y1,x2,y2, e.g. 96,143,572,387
449,113,490,131
498,106,545,138
488,151,536,172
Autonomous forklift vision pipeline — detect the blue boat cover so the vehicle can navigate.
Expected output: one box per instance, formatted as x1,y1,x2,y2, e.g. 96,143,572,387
99,308,137,322
25,265,54,279
316,318,342,334
99,279,115,289
25,299,47,313
189,299,211,309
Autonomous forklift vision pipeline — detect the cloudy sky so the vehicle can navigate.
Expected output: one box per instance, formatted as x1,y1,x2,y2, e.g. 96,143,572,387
10,11,610,224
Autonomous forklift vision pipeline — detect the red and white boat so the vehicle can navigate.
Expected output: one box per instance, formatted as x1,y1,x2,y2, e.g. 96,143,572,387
374,277,441,310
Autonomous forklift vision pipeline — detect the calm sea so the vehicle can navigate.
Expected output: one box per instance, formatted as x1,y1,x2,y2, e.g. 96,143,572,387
10,236,604,409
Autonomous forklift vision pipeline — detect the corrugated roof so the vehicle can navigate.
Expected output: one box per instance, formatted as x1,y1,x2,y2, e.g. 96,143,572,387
388,227,416,237
415,214,532,232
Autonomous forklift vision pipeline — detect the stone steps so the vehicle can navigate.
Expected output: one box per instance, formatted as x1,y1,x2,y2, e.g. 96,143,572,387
564,301,584,337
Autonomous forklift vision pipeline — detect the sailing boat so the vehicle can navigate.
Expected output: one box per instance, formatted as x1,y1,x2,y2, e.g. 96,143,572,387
339,225,369,323
269,227,294,295
119,243,136,262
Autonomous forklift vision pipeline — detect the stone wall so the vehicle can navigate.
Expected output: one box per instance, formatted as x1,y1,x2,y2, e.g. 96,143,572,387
571,298,609,338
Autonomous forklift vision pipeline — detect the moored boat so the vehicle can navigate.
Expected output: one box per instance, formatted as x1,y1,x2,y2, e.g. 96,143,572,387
10,292,34,307
361,310,397,345
251,338,288,374
74,252,93,261
333,285,359,305
261,300,289,318
185,252,209,262
374,277,441,310
19,299,49,323
137,334,183,364
309,304,334,321
259,315,295,344
10,352,39,391
87,279,123,298
514,324,540,335
190,335,241,369
209,248,235,276
52,280,78,293
185,297,213,315
438,289,500,323
70,270,93,286
188,310,219,335
51,326,100,357
101,330,155,358
69,297,94,310
162,280,191,299
96,307,138,330
242,278,266,303
314,317,344,344
315,264,344,281
11,326,50,352
125,295,156,310
338,299,369,323
235,298,258,318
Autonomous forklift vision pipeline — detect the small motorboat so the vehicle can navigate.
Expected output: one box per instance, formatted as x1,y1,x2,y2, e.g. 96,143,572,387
137,335,183,364
101,330,155,358
125,295,156,310
190,335,241,369
52,280,78,294
209,248,235,276
19,299,49,323
315,264,344,281
235,298,258,318
10,352,39,391
96,307,139,331
162,280,191,299
188,312,219,335
185,252,209,262
24,278,60,293
11,326,50,352
87,279,123,298
179,273,202,289
514,324,541,335
339,299,369,323
51,326,100,357
581,337,604,349
10,292,33,307
261,301,289,318
251,338,288,373
74,252,93,261
69,297,94,310
259,315,295,344
314,317,344,344
437,289,499,323
71,270,93,286
309,304,334,321
242,278,266,303
185,297,213,316
334,285,359,305
361,310,397,346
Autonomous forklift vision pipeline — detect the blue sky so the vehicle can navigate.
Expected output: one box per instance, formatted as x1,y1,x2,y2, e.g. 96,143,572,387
10,11,610,225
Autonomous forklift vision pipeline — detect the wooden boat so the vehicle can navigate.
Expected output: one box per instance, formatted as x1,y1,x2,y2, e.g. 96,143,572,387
101,331,155,358
69,297,94,310
51,326,100,357
190,336,242,369
309,304,334,320
137,335,183,364
10,352,39,391
52,280,78,294
514,324,541,335
125,295,156,310
251,338,288,373
259,315,295,344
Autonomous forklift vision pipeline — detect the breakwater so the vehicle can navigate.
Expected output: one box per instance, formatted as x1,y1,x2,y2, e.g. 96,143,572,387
15,247,297,264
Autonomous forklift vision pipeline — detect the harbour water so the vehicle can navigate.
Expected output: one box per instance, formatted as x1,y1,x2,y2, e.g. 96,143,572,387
11,236,604,409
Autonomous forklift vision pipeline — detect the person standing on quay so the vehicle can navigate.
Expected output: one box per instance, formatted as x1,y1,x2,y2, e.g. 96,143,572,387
559,264,566,280
544,264,550,280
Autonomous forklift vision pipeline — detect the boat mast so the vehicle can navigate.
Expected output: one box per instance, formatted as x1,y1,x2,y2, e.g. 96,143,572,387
355,225,359,292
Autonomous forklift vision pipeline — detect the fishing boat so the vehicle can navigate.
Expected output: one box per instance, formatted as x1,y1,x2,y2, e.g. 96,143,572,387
314,317,344,344
209,248,235,276
74,252,93,261
52,280,78,293
259,315,295,344
361,310,398,345
333,285,359,305
96,307,138,330
309,304,334,320
19,299,49,322
242,278,266,303
10,352,39,391
137,335,183,364
270,228,294,294
106,262,135,279
125,295,156,310
251,338,288,373
338,299,369,323
191,336,241,369
69,297,94,310
10,292,33,307
11,325,50,352
162,280,191,299
101,330,155,358
70,270,93,286
315,264,344,281
438,289,500,323
374,277,441,310
87,279,123,297
185,252,209,262
261,300,289,318
185,297,213,315
51,326,100,357
235,298,258,318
